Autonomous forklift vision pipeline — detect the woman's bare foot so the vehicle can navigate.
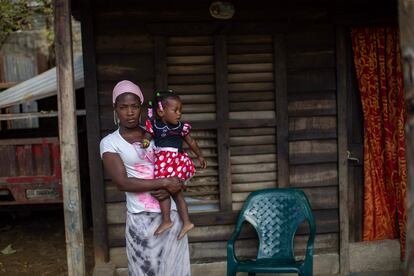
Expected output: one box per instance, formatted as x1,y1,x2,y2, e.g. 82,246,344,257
177,222,194,240
154,221,173,236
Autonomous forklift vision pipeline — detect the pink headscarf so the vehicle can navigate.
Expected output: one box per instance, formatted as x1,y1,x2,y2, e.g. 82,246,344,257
112,80,144,105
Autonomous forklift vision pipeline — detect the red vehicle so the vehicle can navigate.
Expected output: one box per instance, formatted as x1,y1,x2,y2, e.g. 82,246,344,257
0,137,62,205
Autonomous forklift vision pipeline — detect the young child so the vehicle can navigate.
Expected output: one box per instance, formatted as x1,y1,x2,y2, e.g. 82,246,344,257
145,90,207,240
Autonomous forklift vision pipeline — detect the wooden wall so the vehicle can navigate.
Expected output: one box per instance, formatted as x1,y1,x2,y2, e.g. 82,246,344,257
82,0,397,268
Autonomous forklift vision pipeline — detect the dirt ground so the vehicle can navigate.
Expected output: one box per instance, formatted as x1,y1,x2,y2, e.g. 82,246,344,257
0,207,94,276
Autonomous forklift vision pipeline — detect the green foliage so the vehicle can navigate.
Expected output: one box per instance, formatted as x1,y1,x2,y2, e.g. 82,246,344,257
0,0,53,47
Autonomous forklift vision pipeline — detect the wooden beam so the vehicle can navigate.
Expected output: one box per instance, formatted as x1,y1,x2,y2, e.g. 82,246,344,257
274,34,289,188
214,34,232,211
154,36,168,90
0,110,86,121
398,0,414,273
54,0,85,275
81,0,109,263
335,26,349,276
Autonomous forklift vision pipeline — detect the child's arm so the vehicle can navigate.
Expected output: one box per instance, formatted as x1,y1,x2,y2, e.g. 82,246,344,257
184,134,207,169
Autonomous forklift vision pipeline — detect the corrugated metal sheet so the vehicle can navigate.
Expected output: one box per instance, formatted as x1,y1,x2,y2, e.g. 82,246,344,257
0,55,84,109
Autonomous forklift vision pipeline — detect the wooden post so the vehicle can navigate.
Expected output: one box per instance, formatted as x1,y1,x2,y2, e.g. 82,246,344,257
336,26,350,275
273,34,289,188
214,34,232,212
398,0,414,273
54,0,85,275
81,0,109,264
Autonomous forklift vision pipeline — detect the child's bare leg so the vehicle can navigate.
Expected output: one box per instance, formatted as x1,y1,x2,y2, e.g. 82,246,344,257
174,191,194,240
154,197,173,236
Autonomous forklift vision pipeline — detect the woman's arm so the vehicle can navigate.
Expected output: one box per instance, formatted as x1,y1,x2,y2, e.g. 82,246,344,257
102,152,183,194
183,134,207,169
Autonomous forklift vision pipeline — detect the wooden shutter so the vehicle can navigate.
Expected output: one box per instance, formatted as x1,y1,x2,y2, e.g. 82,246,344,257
226,35,277,210
165,36,219,212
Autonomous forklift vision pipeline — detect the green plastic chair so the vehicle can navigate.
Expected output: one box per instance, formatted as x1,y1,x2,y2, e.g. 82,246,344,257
227,188,316,276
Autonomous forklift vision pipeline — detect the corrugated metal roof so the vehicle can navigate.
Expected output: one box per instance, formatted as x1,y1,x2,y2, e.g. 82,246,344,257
0,55,84,109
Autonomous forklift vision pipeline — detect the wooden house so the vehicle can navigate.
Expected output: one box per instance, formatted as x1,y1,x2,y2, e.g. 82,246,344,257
72,0,405,274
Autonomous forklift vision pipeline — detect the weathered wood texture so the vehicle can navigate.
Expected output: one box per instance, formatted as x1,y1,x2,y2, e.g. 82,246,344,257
86,0,399,268
336,26,350,275
108,233,339,267
55,0,85,275
274,34,289,188
81,0,109,263
398,0,414,273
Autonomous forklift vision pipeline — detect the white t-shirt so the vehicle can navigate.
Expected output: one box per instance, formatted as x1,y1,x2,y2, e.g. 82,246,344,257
100,129,177,213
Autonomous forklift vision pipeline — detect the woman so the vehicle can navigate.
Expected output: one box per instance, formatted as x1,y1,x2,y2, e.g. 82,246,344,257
100,80,191,276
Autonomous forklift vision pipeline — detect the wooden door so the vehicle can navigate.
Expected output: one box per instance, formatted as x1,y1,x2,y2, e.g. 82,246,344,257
346,39,364,242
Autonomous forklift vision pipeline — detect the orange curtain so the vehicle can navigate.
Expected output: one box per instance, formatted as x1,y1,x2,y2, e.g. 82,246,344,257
351,27,407,258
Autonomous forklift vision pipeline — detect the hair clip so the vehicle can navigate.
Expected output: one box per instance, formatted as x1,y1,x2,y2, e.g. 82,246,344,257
148,101,153,118
158,101,164,112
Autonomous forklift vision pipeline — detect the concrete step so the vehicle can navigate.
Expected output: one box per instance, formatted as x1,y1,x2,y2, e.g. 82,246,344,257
349,270,405,276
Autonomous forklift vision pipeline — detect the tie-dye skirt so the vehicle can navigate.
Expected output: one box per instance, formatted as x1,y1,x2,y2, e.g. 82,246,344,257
126,211,191,276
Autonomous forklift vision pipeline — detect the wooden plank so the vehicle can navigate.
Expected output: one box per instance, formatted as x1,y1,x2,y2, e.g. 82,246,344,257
229,111,275,120
288,108,337,117
0,137,59,146
290,153,338,165
231,163,276,174
287,69,336,93
228,53,273,64
287,29,335,53
229,135,275,146
231,172,276,184
227,44,273,55
230,153,276,165
232,186,338,210
109,233,339,267
287,50,335,69
230,128,275,137
167,36,213,45
214,34,232,212
229,91,274,102
227,35,273,45
290,138,337,159
289,129,337,141
168,74,215,84
336,26,349,275
228,82,274,92
167,45,213,56
55,0,85,274
168,84,215,94
230,144,276,156
274,34,289,188
227,63,273,73
108,209,338,247
228,119,276,128
289,116,337,133
0,110,86,121
228,72,274,83
288,90,336,101
288,98,336,115
81,0,109,263
290,163,338,188
232,181,277,192
96,35,153,54
154,36,168,90
167,55,213,65
96,54,153,81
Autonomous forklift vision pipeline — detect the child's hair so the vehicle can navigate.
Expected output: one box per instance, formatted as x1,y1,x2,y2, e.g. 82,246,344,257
148,89,181,118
